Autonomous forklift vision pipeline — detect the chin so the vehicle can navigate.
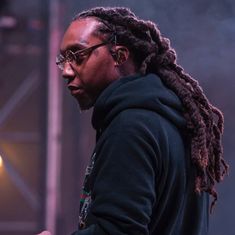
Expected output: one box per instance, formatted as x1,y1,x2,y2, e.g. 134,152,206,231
77,99,94,111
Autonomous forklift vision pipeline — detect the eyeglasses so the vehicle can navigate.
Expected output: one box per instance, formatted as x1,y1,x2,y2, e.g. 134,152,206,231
56,41,109,71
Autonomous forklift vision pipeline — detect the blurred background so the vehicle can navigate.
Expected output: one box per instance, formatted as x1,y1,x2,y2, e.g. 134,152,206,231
0,0,234,234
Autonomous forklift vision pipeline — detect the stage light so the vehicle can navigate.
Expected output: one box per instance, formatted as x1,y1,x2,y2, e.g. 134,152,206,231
0,155,3,167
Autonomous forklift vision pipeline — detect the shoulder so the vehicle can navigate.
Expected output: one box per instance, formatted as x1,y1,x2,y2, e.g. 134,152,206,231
102,108,186,163
108,108,179,140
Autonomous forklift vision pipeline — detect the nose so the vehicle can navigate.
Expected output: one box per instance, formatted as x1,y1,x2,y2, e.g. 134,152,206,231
62,62,76,80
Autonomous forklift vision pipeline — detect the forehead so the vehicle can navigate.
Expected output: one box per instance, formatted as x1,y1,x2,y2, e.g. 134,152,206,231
60,18,101,51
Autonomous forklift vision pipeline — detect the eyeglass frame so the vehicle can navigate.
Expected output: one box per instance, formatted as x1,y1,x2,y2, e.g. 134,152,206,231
56,33,117,71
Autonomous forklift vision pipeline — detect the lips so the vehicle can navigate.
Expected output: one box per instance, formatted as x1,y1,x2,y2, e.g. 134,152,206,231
67,84,82,96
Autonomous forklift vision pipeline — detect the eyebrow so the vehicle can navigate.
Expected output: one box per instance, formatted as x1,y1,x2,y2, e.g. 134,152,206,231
60,40,89,54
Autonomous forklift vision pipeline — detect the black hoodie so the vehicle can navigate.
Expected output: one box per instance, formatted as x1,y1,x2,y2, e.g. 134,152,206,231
73,73,209,235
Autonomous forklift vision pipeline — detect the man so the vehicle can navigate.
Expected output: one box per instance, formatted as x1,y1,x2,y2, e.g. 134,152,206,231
40,7,228,235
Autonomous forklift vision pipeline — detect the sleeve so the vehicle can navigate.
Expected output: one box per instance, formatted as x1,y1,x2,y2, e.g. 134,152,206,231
72,129,159,235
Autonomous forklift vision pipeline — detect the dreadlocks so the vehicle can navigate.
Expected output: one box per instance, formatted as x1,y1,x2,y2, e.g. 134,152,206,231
73,7,228,211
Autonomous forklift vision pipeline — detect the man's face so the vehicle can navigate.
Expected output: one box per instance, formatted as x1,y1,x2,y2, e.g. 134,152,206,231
59,18,118,110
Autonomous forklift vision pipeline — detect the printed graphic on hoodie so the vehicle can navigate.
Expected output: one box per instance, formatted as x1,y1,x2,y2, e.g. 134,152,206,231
79,152,96,229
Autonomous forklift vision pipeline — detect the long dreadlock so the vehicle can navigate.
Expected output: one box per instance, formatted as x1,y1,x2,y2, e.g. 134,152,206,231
73,7,228,211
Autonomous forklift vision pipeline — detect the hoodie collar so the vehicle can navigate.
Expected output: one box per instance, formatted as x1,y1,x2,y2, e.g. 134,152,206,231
92,73,186,131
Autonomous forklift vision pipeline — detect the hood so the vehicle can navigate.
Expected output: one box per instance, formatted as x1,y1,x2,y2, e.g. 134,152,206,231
92,73,186,131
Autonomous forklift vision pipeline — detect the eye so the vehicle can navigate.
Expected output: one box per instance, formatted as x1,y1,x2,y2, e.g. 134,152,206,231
64,50,76,62
74,54,85,65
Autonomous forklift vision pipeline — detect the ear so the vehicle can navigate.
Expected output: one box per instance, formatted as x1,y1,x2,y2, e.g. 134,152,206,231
111,46,130,65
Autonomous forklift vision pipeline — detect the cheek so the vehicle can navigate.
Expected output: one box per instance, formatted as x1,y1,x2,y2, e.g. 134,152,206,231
84,54,115,85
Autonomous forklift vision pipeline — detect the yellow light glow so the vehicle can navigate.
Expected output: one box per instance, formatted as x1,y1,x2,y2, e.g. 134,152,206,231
0,155,3,167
